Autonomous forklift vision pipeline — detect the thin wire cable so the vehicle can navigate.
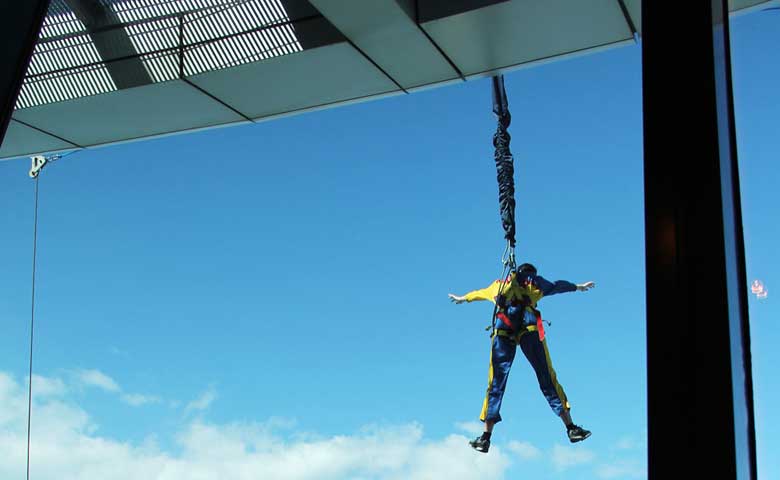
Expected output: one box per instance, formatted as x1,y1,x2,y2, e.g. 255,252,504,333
26,175,41,480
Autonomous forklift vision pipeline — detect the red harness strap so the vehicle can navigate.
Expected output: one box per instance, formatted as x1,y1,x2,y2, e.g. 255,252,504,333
497,309,546,342
535,309,545,341
497,312,513,329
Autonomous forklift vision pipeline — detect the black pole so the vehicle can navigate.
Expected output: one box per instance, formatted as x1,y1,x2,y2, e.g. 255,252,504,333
642,1,756,478
0,0,49,149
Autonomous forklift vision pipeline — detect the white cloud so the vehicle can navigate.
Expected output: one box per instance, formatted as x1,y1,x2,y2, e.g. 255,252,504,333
596,459,647,479
551,443,596,471
31,375,67,398
0,371,513,480
452,421,541,463
506,440,542,460
0,373,28,429
76,369,120,393
615,437,636,450
184,388,217,414
454,421,483,437
72,369,160,408
613,434,646,452
120,394,161,407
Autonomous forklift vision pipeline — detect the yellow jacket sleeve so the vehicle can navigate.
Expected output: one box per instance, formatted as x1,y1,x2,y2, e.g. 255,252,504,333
463,280,505,303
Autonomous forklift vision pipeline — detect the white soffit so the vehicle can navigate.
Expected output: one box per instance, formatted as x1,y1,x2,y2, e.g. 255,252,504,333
12,80,248,148
420,0,634,78
189,43,400,120
309,0,460,89
0,120,78,159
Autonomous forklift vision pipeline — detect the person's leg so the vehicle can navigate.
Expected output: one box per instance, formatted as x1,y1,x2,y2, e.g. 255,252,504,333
479,334,516,425
484,420,495,433
560,408,573,428
470,419,496,452
471,334,516,452
518,332,591,443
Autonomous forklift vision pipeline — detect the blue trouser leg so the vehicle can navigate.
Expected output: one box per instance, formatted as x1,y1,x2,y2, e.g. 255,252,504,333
480,334,517,423
518,332,570,416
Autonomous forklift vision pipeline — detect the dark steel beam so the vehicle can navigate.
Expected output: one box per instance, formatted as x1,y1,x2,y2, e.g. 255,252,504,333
397,0,465,81
279,0,343,50
616,0,637,37
180,78,253,122
0,0,49,149
642,1,756,479
415,0,509,23
65,0,153,89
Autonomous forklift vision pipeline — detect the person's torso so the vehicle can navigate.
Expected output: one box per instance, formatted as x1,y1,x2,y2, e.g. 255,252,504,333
499,276,544,331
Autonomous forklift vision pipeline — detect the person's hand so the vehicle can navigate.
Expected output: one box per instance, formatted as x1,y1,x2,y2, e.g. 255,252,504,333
577,282,595,291
449,293,466,304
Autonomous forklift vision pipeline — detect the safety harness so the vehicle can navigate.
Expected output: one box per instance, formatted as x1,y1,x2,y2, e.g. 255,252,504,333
494,280,548,342
494,324,540,344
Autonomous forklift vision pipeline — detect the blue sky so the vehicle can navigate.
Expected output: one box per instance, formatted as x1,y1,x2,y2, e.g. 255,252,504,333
731,9,780,480
0,9,777,480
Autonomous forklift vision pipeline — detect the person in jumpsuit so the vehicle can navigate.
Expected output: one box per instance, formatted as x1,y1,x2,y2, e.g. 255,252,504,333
448,263,595,453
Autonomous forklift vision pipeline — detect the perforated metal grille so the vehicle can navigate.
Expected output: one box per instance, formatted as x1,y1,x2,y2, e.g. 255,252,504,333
16,0,303,109
20,3,117,108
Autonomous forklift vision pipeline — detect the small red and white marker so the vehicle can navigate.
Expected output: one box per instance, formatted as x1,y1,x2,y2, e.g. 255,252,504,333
751,280,768,300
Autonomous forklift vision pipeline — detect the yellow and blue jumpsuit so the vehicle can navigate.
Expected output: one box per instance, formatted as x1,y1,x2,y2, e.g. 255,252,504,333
463,272,577,424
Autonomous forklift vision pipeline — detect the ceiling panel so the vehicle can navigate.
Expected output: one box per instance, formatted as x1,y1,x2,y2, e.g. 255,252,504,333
420,0,633,77
12,80,248,148
310,0,460,88
189,42,400,120
0,119,78,159
729,0,777,10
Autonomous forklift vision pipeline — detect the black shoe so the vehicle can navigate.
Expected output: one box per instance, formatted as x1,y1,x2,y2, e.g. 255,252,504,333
567,424,592,443
469,435,491,453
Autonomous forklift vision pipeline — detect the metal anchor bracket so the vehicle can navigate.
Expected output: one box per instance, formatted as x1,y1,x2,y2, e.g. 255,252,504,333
29,154,64,178
29,155,47,178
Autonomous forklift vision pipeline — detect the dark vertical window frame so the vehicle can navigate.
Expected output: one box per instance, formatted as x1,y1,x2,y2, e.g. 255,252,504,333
642,1,756,479
711,3,757,479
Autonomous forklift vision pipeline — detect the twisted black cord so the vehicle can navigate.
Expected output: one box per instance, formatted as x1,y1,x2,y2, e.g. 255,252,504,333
492,76,516,248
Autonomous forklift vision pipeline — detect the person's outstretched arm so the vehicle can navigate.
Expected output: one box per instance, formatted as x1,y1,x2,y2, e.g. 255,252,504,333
448,279,505,304
535,275,595,296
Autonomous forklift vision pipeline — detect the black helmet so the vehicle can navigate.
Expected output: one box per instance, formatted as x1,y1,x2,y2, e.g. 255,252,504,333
516,263,537,276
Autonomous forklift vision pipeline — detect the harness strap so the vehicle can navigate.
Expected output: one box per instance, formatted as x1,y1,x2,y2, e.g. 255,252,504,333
495,304,546,341
494,325,539,344
534,309,546,341
496,311,513,329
